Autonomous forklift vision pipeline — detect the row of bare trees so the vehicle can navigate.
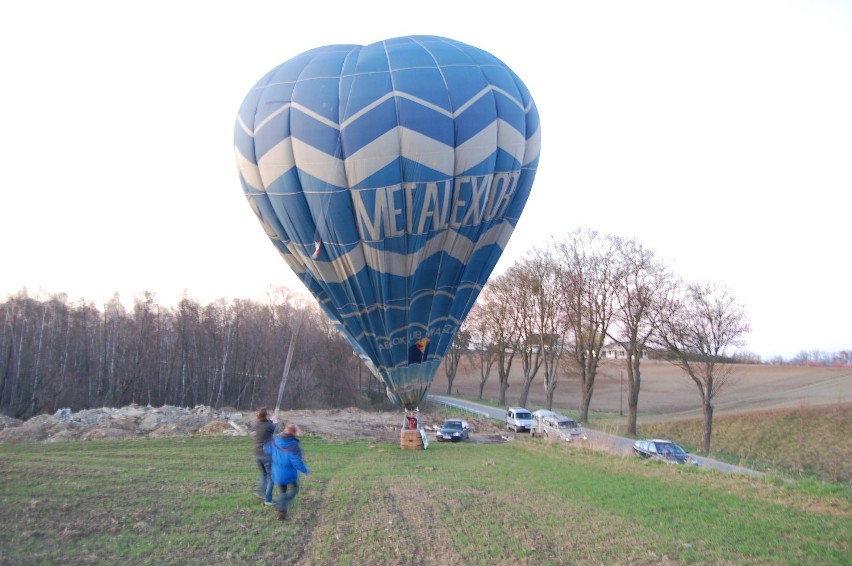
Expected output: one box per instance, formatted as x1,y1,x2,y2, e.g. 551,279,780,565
0,288,363,420
450,228,751,452
3,228,751,451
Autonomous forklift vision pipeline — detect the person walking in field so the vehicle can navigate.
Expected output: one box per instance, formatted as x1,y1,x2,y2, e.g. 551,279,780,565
265,422,311,520
252,407,278,505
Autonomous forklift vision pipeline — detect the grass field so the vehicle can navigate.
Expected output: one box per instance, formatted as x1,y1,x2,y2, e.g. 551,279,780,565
1,426,849,565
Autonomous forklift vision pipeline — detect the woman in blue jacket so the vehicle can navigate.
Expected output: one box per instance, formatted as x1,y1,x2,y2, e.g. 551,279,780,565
264,422,310,520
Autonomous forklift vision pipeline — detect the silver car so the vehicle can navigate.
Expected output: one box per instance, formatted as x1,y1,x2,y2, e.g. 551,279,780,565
541,414,588,442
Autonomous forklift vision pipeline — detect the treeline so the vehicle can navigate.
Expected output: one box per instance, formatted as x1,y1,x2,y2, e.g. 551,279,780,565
783,350,852,366
0,288,366,419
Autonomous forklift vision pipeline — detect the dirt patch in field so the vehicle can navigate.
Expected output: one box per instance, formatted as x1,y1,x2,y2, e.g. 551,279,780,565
283,403,506,444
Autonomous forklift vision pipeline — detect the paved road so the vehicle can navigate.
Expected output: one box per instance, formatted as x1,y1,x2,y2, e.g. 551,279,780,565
428,394,764,478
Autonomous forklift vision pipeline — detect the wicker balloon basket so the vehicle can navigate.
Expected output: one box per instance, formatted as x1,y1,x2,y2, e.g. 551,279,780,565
400,429,424,450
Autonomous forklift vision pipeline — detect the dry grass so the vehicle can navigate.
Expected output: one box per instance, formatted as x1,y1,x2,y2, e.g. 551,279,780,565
633,403,852,483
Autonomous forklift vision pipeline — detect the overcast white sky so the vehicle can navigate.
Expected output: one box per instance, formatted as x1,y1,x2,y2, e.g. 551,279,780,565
1,1,850,360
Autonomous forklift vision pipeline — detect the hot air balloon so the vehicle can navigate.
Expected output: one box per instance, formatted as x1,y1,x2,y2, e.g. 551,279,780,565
234,35,540,410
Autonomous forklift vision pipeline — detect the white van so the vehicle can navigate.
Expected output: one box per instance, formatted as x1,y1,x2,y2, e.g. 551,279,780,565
505,407,533,432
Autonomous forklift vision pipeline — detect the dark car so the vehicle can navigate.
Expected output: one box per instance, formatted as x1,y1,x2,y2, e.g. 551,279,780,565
435,419,470,442
633,439,698,465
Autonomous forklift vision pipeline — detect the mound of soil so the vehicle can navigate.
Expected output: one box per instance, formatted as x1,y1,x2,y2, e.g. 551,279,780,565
0,401,504,445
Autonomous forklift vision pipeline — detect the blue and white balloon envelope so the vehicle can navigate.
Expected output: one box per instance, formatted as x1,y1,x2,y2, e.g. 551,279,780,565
234,36,541,409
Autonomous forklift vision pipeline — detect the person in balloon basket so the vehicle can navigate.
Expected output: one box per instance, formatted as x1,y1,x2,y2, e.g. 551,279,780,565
252,407,278,505
264,422,311,520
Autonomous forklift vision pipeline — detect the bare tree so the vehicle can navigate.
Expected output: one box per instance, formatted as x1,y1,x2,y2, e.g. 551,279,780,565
29,296,50,416
465,301,496,400
524,248,568,409
101,294,130,408
478,273,520,406
5,292,39,416
266,287,308,413
175,295,202,406
507,261,543,407
443,325,471,395
130,292,159,406
296,306,359,408
652,281,751,452
228,298,269,409
609,237,675,435
554,229,620,422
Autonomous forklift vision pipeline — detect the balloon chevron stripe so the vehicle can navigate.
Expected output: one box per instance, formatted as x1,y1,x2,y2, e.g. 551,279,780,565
240,116,530,189
235,36,540,409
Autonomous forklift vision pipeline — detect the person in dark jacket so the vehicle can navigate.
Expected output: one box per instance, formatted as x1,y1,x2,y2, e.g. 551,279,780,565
253,407,278,504
264,422,310,520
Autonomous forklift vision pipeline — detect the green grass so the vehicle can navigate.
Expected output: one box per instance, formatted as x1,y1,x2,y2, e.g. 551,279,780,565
1,434,849,565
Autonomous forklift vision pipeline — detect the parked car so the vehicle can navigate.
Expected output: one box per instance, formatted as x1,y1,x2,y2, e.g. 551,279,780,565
435,419,470,442
530,410,587,441
529,409,557,437
547,415,587,441
633,439,698,465
505,407,533,432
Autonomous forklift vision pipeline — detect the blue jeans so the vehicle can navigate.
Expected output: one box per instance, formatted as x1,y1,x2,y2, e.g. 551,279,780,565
254,455,273,502
276,482,299,512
